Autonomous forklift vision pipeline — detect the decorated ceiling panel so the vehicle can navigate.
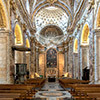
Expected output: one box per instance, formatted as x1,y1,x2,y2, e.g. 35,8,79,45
35,6,69,34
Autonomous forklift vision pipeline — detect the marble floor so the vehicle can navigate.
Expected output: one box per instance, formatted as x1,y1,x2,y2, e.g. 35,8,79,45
34,80,74,100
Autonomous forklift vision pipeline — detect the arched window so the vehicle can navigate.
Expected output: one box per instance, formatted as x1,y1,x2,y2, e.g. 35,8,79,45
0,3,7,28
14,24,23,45
26,38,30,48
81,24,90,45
97,7,100,27
74,38,78,53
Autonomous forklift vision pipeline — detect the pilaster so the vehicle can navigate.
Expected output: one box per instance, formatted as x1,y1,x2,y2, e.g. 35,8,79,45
93,28,100,83
30,38,36,78
36,47,39,73
0,29,14,84
73,53,78,79
68,38,73,78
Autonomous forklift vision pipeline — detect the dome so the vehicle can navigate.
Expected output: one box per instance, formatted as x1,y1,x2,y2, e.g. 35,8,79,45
35,6,69,34
35,6,69,47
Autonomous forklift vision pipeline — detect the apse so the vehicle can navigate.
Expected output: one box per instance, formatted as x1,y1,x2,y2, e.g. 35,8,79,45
38,25,63,47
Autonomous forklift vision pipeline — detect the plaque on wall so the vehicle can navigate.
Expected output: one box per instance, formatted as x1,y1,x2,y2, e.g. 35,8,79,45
46,48,57,68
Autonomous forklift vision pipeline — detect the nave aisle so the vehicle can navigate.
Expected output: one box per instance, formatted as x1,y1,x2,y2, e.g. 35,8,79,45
34,81,73,100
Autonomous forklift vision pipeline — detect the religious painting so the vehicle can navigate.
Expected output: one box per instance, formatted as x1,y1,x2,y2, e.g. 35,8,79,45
46,48,57,68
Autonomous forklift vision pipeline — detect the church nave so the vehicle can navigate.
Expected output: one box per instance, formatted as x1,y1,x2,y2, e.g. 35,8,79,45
0,0,100,100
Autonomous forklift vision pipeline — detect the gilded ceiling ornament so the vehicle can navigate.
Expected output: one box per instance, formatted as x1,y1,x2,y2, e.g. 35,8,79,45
47,0,58,5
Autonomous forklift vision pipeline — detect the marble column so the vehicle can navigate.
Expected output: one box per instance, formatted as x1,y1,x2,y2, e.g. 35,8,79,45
64,48,68,73
30,38,36,78
0,29,14,84
67,48,70,73
26,53,31,70
81,46,89,69
68,39,73,78
94,29,100,83
36,47,39,73
66,48,69,72
89,31,95,83
80,45,89,79
73,53,78,79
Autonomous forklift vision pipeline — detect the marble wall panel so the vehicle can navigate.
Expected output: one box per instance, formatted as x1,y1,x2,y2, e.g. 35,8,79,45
58,53,64,77
39,54,45,77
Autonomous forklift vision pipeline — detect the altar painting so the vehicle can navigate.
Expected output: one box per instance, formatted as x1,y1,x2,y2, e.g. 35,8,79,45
46,48,57,68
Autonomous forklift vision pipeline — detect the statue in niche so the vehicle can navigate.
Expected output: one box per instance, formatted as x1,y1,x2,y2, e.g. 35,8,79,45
46,48,57,68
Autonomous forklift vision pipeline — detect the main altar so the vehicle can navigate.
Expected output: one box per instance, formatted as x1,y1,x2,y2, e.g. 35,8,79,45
39,48,64,78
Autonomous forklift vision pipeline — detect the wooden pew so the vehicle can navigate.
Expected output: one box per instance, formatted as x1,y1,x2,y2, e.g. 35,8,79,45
0,84,37,100
24,78,45,98
0,79,45,100
0,98,15,100
58,79,100,100
59,78,89,84
59,78,90,92
24,78,45,89
66,84,100,100
73,86,100,100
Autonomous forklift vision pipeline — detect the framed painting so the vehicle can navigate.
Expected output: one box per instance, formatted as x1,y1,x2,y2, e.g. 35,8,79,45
46,48,57,68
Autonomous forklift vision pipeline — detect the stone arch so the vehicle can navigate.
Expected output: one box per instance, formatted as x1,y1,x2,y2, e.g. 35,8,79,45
0,0,9,29
96,6,100,27
14,24,23,45
26,0,30,14
31,1,73,24
73,38,78,53
81,24,90,45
